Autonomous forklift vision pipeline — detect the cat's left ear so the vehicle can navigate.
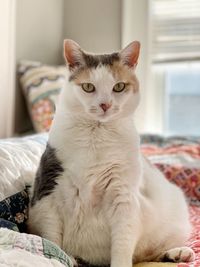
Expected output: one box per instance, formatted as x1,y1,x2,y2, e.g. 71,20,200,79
63,39,84,70
120,41,140,68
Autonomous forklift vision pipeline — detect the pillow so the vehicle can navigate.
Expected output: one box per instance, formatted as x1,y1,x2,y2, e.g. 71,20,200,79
19,61,67,133
0,133,47,201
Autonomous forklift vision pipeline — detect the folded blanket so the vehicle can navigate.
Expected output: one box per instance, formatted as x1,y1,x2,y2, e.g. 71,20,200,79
0,228,73,267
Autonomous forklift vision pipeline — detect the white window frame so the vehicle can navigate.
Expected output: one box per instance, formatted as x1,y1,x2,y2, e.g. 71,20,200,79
149,0,200,135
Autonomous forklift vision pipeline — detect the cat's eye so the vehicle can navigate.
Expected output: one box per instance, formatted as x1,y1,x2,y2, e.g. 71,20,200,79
113,82,126,93
81,83,95,93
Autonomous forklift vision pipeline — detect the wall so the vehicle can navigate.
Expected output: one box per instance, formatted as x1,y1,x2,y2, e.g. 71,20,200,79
15,0,65,133
0,0,16,137
63,0,121,53
16,0,64,65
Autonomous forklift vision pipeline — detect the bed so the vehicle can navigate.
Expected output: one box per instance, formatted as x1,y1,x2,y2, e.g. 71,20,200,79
0,133,199,267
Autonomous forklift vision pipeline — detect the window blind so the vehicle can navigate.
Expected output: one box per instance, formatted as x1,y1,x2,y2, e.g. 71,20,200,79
152,0,200,63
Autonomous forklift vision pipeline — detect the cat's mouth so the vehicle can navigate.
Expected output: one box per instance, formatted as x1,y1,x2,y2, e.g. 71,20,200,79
88,106,120,121
92,111,117,122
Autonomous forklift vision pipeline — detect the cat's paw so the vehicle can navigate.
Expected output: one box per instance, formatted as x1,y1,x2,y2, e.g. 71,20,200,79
161,247,195,263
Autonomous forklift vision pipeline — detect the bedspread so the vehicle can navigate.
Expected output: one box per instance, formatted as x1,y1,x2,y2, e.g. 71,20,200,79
0,134,199,266
141,135,200,267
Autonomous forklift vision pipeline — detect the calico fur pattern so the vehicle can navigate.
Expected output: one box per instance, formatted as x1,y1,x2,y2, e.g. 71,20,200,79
31,144,64,206
28,40,194,267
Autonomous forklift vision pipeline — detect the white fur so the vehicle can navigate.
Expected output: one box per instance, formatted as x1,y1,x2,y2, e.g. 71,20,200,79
28,66,191,267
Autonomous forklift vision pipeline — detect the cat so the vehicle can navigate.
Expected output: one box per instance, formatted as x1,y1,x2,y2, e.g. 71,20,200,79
28,39,194,267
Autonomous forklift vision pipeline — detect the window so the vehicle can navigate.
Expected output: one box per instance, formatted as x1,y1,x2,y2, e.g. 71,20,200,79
151,0,200,136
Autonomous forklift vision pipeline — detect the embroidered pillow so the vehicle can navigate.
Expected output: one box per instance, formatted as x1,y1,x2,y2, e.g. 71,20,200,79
19,61,66,132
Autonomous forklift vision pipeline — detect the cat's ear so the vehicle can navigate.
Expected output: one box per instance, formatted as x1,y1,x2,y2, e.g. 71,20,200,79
63,39,84,70
120,41,140,68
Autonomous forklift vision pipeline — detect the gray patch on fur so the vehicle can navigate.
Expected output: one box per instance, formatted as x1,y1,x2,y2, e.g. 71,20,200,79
31,143,64,206
83,52,120,68
69,66,85,82
69,52,120,81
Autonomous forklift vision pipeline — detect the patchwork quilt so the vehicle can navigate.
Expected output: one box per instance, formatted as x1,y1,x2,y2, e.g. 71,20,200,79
0,227,73,267
0,133,199,266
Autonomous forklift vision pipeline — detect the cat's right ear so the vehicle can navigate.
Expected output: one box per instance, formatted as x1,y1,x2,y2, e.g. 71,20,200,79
63,39,84,71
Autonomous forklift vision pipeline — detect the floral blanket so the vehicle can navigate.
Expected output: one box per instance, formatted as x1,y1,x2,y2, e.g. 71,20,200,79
0,134,199,266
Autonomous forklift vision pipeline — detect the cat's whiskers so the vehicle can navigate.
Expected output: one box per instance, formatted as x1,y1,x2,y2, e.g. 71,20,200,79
90,109,97,114
113,106,119,112
89,106,98,113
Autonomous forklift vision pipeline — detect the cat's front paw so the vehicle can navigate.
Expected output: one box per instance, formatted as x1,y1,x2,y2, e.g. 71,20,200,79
161,246,195,263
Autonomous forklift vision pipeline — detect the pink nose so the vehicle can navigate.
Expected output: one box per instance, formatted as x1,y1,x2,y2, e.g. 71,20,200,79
100,102,112,112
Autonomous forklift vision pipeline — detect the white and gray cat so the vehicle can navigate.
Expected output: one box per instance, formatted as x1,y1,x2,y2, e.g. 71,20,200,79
28,40,194,267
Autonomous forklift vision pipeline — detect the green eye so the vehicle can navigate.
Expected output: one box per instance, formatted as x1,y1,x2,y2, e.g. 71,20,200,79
113,82,126,92
81,83,95,93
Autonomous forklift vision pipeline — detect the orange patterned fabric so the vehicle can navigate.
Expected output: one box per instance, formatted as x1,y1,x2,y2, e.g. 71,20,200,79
181,206,200,267
141,136,200,266
155,164,200,206
141,139,200,206
141,144,200,159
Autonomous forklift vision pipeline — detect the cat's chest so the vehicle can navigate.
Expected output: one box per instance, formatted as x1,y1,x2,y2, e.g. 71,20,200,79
60,158,123,209
57,128,138,209
59,158,115,261
62,134,128,181
54,123,139,210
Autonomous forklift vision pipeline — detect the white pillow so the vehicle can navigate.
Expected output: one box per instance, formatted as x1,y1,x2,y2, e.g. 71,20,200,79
0,134,47,200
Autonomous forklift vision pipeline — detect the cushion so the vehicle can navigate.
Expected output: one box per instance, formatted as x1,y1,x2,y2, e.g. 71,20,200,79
19,61,66,132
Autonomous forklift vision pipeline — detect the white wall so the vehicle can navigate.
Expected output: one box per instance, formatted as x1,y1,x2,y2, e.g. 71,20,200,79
0,0,16,137
16,0,64,65
63,0,121,53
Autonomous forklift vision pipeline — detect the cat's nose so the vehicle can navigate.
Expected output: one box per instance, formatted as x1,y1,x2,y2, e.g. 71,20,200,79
100,102,112,112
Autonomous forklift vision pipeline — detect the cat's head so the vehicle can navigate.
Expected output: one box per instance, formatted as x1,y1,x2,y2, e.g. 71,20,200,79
63,39,140,122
